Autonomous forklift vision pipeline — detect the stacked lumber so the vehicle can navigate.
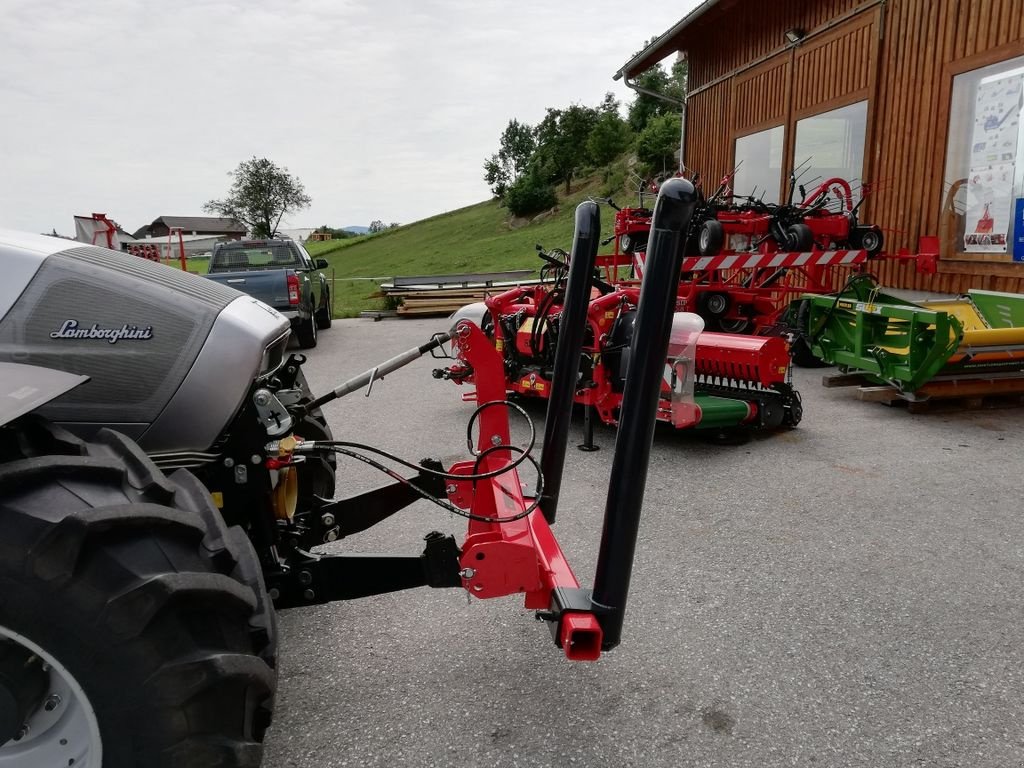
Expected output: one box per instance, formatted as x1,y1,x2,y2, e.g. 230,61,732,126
392,287,491,317
380,270,542,318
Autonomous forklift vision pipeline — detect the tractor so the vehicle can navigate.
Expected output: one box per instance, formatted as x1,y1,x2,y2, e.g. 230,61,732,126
0,178,701,767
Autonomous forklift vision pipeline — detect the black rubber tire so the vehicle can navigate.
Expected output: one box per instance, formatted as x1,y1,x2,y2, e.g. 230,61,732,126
851,226,884,256
289,367,337,501
790,299,829,368
784,223,814,251
0,427,276,767
698,219,725,256
295,315,318,349
315,290,332,329
295,414,336,500
619,232,648,255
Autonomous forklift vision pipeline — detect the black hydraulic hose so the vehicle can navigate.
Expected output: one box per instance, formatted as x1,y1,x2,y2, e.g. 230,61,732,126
591,177,698,651
538,201,601,525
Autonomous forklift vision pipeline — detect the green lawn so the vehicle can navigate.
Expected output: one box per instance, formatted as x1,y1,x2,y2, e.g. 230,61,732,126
302,173,628,316
172,167,630,318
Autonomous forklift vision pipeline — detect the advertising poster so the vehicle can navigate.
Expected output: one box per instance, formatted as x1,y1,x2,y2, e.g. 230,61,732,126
964,72,1023,252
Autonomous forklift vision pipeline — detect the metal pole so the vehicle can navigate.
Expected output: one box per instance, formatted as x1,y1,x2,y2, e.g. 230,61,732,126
539,201,601,525
591,177,697,650
577,405,598,452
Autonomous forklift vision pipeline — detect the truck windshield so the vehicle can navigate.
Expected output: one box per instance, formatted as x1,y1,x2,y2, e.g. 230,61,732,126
211,244,300,271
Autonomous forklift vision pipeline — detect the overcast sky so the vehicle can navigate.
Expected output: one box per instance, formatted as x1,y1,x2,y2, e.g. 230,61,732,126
1,0,696,235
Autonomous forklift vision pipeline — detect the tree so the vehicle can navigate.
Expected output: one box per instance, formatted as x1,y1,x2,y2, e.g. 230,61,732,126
484,154,510,198
636,113,682,174
587,96,632,167
368,220,387,233
627,59,687,133
533,104,599,194
483,119,536,198
498,119,536,179
204,157,311,238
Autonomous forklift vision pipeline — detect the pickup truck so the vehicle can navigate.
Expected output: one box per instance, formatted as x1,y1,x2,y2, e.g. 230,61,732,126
206,238,331,348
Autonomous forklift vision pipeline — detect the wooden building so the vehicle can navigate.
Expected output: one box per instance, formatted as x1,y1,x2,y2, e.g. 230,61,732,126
618,0,1024,293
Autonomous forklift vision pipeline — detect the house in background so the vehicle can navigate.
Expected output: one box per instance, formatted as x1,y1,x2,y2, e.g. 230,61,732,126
133,215,247,240
618,0,1024,293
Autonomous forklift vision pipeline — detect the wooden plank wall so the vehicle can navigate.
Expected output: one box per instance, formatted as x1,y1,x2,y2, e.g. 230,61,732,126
869,0,1024,293
680,0,1024,294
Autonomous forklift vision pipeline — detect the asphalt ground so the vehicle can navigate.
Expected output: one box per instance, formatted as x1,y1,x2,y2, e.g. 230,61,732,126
264,317,1024,768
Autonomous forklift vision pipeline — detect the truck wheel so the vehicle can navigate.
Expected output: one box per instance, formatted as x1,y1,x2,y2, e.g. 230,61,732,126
295,315,318,349
315,290,332,330
0,429,276,768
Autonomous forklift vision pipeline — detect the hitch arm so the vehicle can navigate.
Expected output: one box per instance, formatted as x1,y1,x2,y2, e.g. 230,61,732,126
270,531,462,608
310,459,447,539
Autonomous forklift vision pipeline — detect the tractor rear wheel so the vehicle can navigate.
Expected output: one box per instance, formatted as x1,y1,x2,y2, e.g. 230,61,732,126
0,428,276,768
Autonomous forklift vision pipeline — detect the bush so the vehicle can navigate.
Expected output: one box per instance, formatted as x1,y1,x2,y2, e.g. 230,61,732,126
505,170,557,217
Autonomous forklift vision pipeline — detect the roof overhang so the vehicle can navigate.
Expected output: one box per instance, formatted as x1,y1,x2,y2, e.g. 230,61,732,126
613,0,721,80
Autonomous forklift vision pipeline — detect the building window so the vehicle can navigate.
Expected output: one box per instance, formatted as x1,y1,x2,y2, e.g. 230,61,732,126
943,54,1024,258
793,101,868,201
733,125,785,204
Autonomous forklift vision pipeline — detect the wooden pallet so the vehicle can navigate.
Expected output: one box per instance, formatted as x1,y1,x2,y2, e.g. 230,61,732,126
822,371,1024,412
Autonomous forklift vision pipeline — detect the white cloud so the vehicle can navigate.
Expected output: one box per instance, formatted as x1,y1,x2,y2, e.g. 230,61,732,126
0,0,694,234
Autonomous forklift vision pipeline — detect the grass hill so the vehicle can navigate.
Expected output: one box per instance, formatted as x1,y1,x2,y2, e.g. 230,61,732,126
305,168,633,316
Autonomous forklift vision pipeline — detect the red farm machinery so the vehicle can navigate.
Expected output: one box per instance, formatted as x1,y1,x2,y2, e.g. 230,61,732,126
434,185,806,440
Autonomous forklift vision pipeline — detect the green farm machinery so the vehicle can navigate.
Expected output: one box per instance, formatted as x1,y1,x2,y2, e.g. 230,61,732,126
790,274,1024,402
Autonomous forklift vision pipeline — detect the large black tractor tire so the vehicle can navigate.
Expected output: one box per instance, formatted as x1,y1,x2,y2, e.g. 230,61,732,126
0,427,276,768
295,314,318,349
698,219,725,256
315,290,333,330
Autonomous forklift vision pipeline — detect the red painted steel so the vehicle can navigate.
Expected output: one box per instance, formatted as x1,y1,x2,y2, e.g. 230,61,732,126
448,321,603,661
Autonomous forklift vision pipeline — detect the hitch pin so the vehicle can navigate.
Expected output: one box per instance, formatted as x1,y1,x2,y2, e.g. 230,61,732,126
364,366,380,397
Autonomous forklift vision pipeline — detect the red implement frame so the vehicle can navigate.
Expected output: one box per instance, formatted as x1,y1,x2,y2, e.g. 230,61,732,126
446,321,603,661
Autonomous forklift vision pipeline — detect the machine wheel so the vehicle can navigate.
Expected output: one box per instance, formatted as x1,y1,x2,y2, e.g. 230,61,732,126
717,317,752,334
697,291,731,324
790,299,829,368
315,290,332,329
0,428,276,768
295,315,318,349
698,219,724,256
619,233,648,254
851,226,884,256
784,223,814,252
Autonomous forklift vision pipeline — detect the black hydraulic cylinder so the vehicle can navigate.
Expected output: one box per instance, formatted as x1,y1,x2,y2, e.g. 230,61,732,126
539,201,601,525
591,177,698,650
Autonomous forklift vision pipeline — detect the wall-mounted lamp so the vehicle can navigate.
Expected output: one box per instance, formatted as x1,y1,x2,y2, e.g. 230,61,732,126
784,28,806,44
